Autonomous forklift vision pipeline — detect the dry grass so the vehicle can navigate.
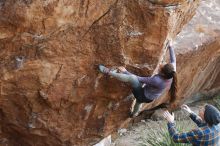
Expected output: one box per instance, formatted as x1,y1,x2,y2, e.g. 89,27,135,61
137,120,195,146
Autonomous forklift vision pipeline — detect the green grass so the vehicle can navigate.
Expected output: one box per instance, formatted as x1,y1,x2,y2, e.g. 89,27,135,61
137,121,194,146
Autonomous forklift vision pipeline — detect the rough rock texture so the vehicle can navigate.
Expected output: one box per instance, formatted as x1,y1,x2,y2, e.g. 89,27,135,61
0,0,203,145
174,0,220,103
143,0,220,110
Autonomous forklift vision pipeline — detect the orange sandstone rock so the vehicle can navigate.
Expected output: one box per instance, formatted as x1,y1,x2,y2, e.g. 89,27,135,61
0,0,204,145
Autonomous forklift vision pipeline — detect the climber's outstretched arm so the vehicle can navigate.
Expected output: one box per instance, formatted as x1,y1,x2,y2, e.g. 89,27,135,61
168,45,176,71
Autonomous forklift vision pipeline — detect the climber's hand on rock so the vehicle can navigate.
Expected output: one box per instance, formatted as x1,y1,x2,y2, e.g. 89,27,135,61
167,39,173,48
163,110,175,123
118,66,127,72
181,104,192,114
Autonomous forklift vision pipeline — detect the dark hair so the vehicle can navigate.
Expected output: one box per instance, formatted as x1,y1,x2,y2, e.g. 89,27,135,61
161,63,177,103
204,104,220,126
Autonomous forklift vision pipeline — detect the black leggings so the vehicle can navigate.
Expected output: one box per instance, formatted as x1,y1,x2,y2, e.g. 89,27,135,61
132,84,153,103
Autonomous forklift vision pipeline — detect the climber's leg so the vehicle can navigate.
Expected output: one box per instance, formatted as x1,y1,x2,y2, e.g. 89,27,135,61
99,65,143,117
130,99,142,117
98,65,139,88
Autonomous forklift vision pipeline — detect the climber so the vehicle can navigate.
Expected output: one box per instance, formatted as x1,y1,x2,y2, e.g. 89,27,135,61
98,40,177,117
163,104,220,145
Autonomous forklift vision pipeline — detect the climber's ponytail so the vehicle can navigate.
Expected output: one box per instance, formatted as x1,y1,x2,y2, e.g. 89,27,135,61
161,63,178,103
169,71,177,103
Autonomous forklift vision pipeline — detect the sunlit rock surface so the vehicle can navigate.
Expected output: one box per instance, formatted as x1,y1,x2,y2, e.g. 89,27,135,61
0,0,208,145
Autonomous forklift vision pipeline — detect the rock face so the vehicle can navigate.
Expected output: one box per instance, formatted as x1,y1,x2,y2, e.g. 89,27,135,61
143,0,220,110
0,0,210,145
174,0,220,104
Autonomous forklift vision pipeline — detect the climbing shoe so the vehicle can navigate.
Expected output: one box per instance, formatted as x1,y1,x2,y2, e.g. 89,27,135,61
98,64,110,74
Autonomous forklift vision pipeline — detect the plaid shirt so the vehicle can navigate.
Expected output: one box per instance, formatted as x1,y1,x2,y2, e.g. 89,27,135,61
167,113,220,146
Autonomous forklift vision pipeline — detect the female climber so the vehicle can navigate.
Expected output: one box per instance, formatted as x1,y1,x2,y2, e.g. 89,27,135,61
98,41,177,117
